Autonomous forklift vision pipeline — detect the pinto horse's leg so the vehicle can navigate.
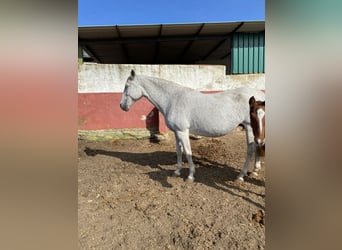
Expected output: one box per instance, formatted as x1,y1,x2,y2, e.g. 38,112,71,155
173,134,183,176
250,148,261,177
250,145,265,177
175,130,195,181
237,124,255,181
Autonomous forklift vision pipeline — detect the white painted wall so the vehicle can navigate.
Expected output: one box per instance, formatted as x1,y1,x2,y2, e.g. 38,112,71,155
78,63,265,93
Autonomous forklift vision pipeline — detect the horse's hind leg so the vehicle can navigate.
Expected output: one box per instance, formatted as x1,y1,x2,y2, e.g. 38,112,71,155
173,135,183,176
237,124,255,181
175,130,195,181
237,142,255,181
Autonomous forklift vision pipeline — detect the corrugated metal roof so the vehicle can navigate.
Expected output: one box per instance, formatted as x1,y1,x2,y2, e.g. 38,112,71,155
78,21,264,66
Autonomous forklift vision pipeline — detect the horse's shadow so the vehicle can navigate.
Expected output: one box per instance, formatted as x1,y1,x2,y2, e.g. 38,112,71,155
84,147,177,167
84,147,265,209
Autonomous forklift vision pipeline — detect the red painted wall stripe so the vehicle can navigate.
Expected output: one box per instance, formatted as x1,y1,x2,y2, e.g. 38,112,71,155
78,93,161,130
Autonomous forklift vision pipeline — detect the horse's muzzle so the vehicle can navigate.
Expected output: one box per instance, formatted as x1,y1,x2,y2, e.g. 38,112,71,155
120,103,129,111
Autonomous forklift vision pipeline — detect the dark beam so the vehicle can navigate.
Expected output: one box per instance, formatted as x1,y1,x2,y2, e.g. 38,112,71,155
220,51,231,60
201,22,245,61
83,46,101,63
179,23,205,61
79,33,235,45
154,24,163,63
201,38,230,61
115,25,130,63
231,21,245,33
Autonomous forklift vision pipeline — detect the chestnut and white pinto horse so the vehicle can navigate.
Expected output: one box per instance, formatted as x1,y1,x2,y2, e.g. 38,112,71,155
120,70,265,182
237,96,265,179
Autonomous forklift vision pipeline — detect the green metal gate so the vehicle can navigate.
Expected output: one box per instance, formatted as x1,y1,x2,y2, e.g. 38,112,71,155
231,32,265,74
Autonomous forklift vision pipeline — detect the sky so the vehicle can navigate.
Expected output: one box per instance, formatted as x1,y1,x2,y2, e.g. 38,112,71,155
78,0,265,27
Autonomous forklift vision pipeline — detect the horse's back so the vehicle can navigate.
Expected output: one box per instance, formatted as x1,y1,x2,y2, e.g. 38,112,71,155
186,88,264,136
163,86,264,136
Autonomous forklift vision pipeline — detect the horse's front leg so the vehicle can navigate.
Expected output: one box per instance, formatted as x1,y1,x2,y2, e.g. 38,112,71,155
173,134,183,177
250,145,264,177
175,130,195,182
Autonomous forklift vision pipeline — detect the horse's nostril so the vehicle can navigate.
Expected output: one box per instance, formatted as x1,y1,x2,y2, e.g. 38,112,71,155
120,103,128,111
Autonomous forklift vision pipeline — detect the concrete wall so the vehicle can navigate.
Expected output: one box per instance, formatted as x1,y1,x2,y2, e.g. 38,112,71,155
78,63,265,93
78,63,265,139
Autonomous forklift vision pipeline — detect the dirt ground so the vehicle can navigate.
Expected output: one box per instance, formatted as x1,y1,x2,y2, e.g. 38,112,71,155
78,128,265,249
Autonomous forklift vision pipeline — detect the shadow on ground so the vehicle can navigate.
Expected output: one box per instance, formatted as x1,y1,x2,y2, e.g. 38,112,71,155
84,147,265,209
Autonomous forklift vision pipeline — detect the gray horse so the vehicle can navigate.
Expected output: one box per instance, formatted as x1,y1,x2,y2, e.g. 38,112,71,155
120,70,265,182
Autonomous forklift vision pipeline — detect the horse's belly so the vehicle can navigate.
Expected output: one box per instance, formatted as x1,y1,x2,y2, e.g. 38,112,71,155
189,123,236,137
190,129,227,137
189,110,241,137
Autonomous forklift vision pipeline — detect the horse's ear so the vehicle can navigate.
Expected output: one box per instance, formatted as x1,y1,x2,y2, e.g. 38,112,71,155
249,96,256,106
130,70,135,79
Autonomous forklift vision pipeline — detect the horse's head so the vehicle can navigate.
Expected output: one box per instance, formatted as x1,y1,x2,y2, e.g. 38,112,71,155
120,70,143,111
249,96,265,146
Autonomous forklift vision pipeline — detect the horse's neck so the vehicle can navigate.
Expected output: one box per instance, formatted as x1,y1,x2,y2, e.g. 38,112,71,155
139,76,182,114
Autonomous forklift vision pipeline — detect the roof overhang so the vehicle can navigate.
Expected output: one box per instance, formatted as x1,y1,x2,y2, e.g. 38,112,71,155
78,21,265,64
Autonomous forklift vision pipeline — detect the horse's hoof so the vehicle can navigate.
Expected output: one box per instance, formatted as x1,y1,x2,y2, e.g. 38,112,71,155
235,176,244,182
250,171,259,177
173,171,181,177
186,177,195,183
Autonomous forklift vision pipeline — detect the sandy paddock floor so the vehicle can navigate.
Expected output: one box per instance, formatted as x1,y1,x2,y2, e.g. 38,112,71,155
78,128,265,249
